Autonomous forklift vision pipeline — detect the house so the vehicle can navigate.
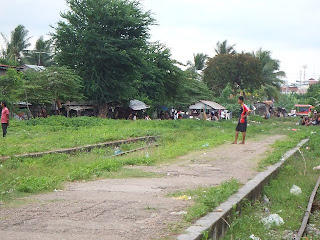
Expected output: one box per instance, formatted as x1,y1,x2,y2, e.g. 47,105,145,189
0,64,24,76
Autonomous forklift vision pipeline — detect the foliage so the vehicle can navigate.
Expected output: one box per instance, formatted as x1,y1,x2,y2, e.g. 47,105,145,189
0,68,24,103
1,25,31,63
175,73,213,109
23,66,84,104
214,40,236,55
253,49,285,101
274,93,298,111
25,36,53,66
137,42,183,106
203,53,263,94
304,82,320,107
216,84,240,114
187,53,208,73
53,0,155,103
170,179,239,223
0,58,21,66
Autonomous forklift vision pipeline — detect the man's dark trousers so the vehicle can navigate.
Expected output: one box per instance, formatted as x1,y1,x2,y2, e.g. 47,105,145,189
2,123,8,137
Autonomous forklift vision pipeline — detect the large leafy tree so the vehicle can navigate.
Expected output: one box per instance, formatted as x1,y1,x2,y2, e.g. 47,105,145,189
304,83,320,107
137,42,183,106
53,0,155,103
203,53,263,94
25,36,53,66
215,40,236,55
1,25,31,63
0,68,24,103
23,66,84,104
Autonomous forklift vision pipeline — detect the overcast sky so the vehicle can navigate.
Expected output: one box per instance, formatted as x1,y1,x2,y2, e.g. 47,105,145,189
1,0,320,83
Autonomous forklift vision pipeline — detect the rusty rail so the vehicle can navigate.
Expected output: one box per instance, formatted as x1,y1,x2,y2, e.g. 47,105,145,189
296,176,320,240
0,136,157,162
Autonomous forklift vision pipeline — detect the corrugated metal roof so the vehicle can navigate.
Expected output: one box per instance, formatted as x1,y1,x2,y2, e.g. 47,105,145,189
23,65,45,71
189,100,226,110
129,100,149,111
199,100,226,110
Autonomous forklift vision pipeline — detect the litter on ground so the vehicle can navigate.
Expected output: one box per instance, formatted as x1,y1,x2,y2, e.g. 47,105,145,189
261,214,284,227
290,185,302,195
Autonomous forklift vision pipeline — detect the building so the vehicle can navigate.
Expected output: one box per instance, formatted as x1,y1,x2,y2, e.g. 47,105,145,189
281,78,319,94
0,64,24,76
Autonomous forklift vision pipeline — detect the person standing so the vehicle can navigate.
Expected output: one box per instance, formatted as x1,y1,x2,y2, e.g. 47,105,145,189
1,101,10,137
232,96,251,144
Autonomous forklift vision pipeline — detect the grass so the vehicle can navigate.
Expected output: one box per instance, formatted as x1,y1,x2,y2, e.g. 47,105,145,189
0,116,309,203
221,130,320,240
170,179,240,223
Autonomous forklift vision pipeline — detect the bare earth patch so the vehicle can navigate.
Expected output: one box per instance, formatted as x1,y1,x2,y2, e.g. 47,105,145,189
0,135,285,240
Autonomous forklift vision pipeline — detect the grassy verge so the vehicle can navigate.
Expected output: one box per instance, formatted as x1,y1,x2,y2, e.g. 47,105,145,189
0,116,298,156
221,130,320,240
0,116,305,203
160,180,240,239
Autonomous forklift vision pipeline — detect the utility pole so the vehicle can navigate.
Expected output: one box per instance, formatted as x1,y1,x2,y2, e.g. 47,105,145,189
302,65,307,85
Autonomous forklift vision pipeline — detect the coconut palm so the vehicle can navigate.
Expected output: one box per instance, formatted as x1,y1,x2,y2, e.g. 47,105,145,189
186,53,208,81
25,36,53,66
214,40,236,55
187,53,208,72
1,25,31,63
253,48,286,100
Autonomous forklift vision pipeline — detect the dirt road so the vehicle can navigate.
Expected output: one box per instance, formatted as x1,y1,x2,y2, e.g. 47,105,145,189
0,135,285,240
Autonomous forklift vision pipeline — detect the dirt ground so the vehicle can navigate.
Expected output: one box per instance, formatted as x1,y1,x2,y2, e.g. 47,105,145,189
0,135,285,240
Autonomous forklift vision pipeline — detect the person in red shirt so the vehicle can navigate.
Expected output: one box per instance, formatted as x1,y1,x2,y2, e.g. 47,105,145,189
232,96,251,144
1,101,10,137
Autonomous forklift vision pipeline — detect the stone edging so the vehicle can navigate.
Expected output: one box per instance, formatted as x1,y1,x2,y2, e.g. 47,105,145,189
0,136,157,162
177,138,309,240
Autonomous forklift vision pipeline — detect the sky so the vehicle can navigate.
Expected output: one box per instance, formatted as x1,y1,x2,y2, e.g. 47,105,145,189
1,0,320,83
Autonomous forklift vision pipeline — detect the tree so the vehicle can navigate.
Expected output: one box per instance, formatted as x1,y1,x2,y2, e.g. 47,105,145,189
215,40,236,55
253,49,285,100
25,36,53,66
203,53,263,95
23,66,84,104
53,0,155,103
0,68,24,103
137,42,183,106
304,83,320,107
275,93,298,111
186,53,208,81
1,25,31,63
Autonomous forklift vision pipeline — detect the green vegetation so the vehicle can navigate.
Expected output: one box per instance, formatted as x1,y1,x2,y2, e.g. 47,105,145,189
0,116,305,203
222,129,320,240
170,179,239,223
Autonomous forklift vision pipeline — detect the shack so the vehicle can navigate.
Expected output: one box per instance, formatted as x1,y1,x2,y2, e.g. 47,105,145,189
64,102,98,117
189,100,226,119
253,101,274,116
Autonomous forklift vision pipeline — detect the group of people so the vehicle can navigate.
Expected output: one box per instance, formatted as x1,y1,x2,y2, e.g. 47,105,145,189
300,110,320,126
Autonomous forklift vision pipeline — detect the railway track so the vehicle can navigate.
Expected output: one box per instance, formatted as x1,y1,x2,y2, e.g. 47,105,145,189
296,176,320,240
0,135,157,162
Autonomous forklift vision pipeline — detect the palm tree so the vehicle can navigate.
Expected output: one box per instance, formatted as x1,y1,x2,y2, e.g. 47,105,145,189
25,36,53,66
215,40,236,55
187,53,208,72
186,53,208,81
1,25,31,63
253,48,286,100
